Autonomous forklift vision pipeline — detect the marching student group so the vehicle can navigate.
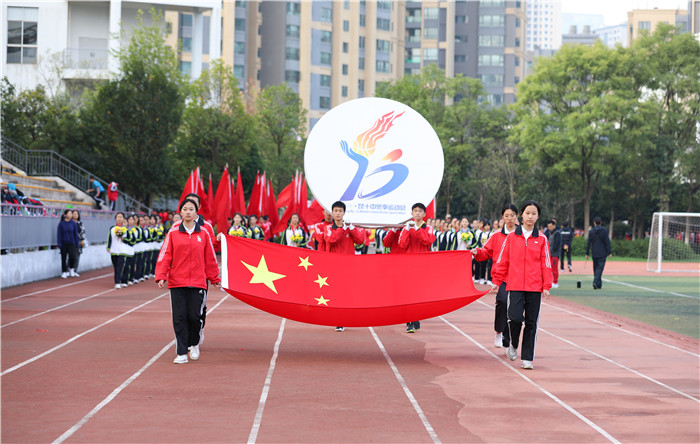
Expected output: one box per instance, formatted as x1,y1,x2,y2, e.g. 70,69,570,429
107,193,565,371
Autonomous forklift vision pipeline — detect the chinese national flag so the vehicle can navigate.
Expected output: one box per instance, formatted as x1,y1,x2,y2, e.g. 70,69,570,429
221,235,487,327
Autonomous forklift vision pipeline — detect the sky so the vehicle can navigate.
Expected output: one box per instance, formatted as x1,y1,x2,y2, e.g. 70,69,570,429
560,0,689,26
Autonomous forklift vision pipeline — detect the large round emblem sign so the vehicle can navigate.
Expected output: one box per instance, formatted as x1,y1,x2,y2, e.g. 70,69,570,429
304,98,444,226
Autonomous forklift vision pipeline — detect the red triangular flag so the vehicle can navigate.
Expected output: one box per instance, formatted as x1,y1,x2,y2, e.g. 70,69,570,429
235,168,246,216
426,198,436,220
178,170,196,209
213,166,231,235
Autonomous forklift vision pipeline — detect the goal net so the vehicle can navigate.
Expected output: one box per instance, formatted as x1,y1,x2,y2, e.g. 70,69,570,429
647,212,700,272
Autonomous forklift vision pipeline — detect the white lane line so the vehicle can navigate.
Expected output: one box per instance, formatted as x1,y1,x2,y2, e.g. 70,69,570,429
542,302,699,358
1,292,169,376
2,288,116,328
52,293,230,444
440,316,620,444
2,273,113,303
602,278,699,300
369,327,441,444
248,318,286,444
539,327,699,403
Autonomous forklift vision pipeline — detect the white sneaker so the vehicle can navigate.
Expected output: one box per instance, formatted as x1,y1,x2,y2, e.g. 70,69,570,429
505,346,517,361
335,327,345,332
61,272,69,279
552,283,559,288
69,269,80,277
128,280,134,286
115,284,121,289
189,345,200,361
486,280,492,286
479,279,485,285
494,333,504,348
173,355,188,364
521,360,534,370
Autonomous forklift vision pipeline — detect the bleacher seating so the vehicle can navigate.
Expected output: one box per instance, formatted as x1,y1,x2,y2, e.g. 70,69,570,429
1,165,96,209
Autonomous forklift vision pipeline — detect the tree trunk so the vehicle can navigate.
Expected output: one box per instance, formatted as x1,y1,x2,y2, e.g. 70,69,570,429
583,194,591,240
609,206,615,240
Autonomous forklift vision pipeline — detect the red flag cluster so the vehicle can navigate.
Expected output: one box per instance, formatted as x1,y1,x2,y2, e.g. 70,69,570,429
272,171,324,233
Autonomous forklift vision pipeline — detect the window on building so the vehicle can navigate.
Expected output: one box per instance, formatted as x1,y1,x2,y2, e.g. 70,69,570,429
515,37,520,47
514,76,520,84
360,14,366,27
359,57,365,69
286,47,300,60
478,73,504,86
478,54,504,66
376,39,390,53
378,1,391,10
478,35,505,46
320,74,331,87
480,0,505,6
344,0,350,9
407,8,421,23
320,96,331,109
235,0,246,7
180,61,192,75
342,64,349,75
321,30,332,43
454,54,466,63
377,18,391,31
515,56,520,66
376,60,390,73
321,51,331,65
286,25,300,38
407,28,421,43
406,47,421,64
358,79,365,91
343,42,349,53
455,15,466,23
424,7,438,19
342,86,348,97
285,70,300,83
423,48,438,61
233,64,244,78
343,20,350,31
479,15,505,27
287,2,301,15
321,7,332,22
639,21,651,30
359,36,365,49
235,18,246,30
516,18,521,27
424,27,438,39
235,41,246,55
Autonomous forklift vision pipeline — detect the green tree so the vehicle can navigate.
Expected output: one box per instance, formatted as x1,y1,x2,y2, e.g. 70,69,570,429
511,42,642,235
256,84,307,189
175,60,263,193
82,9,185,205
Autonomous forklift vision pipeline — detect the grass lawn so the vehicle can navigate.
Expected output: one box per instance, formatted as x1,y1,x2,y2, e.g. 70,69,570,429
551,274,700,339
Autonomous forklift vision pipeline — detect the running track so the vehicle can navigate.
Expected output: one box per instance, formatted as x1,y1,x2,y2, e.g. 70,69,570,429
2,267,698,443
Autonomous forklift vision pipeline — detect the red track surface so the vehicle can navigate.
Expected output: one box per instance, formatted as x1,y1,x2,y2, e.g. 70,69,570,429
2,264,698,443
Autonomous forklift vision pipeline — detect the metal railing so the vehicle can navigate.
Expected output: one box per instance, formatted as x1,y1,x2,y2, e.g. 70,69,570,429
63,48,108,70
1,136,151,214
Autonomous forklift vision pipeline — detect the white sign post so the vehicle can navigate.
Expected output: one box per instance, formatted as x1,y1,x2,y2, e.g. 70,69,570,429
304,98,444,227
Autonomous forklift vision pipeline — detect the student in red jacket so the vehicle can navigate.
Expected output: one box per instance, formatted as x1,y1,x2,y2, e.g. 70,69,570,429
324,201,363,331
490,200,552,370
472,203,518,349
381,226,408,253
398,202,437,333
312,209,332,251
156,198,221,364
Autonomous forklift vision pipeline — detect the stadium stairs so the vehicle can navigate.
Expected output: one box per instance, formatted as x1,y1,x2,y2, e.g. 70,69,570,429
1,164,95,209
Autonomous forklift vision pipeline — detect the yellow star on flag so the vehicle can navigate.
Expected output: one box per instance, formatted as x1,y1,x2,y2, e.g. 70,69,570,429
298,256,312,271
314,275,329,289
315,295,330,306
241,255,286,294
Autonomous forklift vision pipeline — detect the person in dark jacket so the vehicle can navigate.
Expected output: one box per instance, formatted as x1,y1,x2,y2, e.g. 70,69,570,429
560,221,573,272
57,209,80,278
586,216,612,290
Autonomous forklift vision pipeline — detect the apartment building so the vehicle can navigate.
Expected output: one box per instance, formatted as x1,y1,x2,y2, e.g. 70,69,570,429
525,0,561,51
594,23,627,48
627,8,689,44
2,1,220,94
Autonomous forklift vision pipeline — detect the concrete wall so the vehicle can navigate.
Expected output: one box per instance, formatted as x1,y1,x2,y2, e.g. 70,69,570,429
1,244,112,288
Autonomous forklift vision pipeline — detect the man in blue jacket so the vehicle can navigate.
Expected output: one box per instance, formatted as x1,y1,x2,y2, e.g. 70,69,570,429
585,217,612,290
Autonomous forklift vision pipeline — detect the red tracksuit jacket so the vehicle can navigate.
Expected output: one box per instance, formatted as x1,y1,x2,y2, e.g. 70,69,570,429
172,216,220,250
491,225,552,292
156,223,220,289
398,221,436,253
473,226,510,262
313,220,332,251
382,227,408,253
324,223,363,254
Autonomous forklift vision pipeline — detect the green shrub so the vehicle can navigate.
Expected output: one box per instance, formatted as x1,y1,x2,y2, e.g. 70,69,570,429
572,236,650,259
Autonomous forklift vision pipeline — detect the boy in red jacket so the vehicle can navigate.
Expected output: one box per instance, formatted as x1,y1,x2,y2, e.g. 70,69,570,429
324,201,363,331
398,203,436,332
490,200,552,370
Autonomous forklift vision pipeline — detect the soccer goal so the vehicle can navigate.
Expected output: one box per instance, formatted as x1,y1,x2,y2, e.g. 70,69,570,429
647,212,700,272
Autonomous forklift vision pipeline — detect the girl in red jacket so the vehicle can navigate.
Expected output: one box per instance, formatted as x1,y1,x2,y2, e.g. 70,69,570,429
156,198,221,364
489,200,552,370
471,203,518,349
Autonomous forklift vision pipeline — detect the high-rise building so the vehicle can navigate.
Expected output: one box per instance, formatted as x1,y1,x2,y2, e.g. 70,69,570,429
690,1,700,37
594,23,627,48
627,8,689,44
404,0,526,106
259,0,405,130
525,0,561,51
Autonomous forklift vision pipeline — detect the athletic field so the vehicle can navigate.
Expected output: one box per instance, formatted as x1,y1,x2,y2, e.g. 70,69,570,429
2,260,698,443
